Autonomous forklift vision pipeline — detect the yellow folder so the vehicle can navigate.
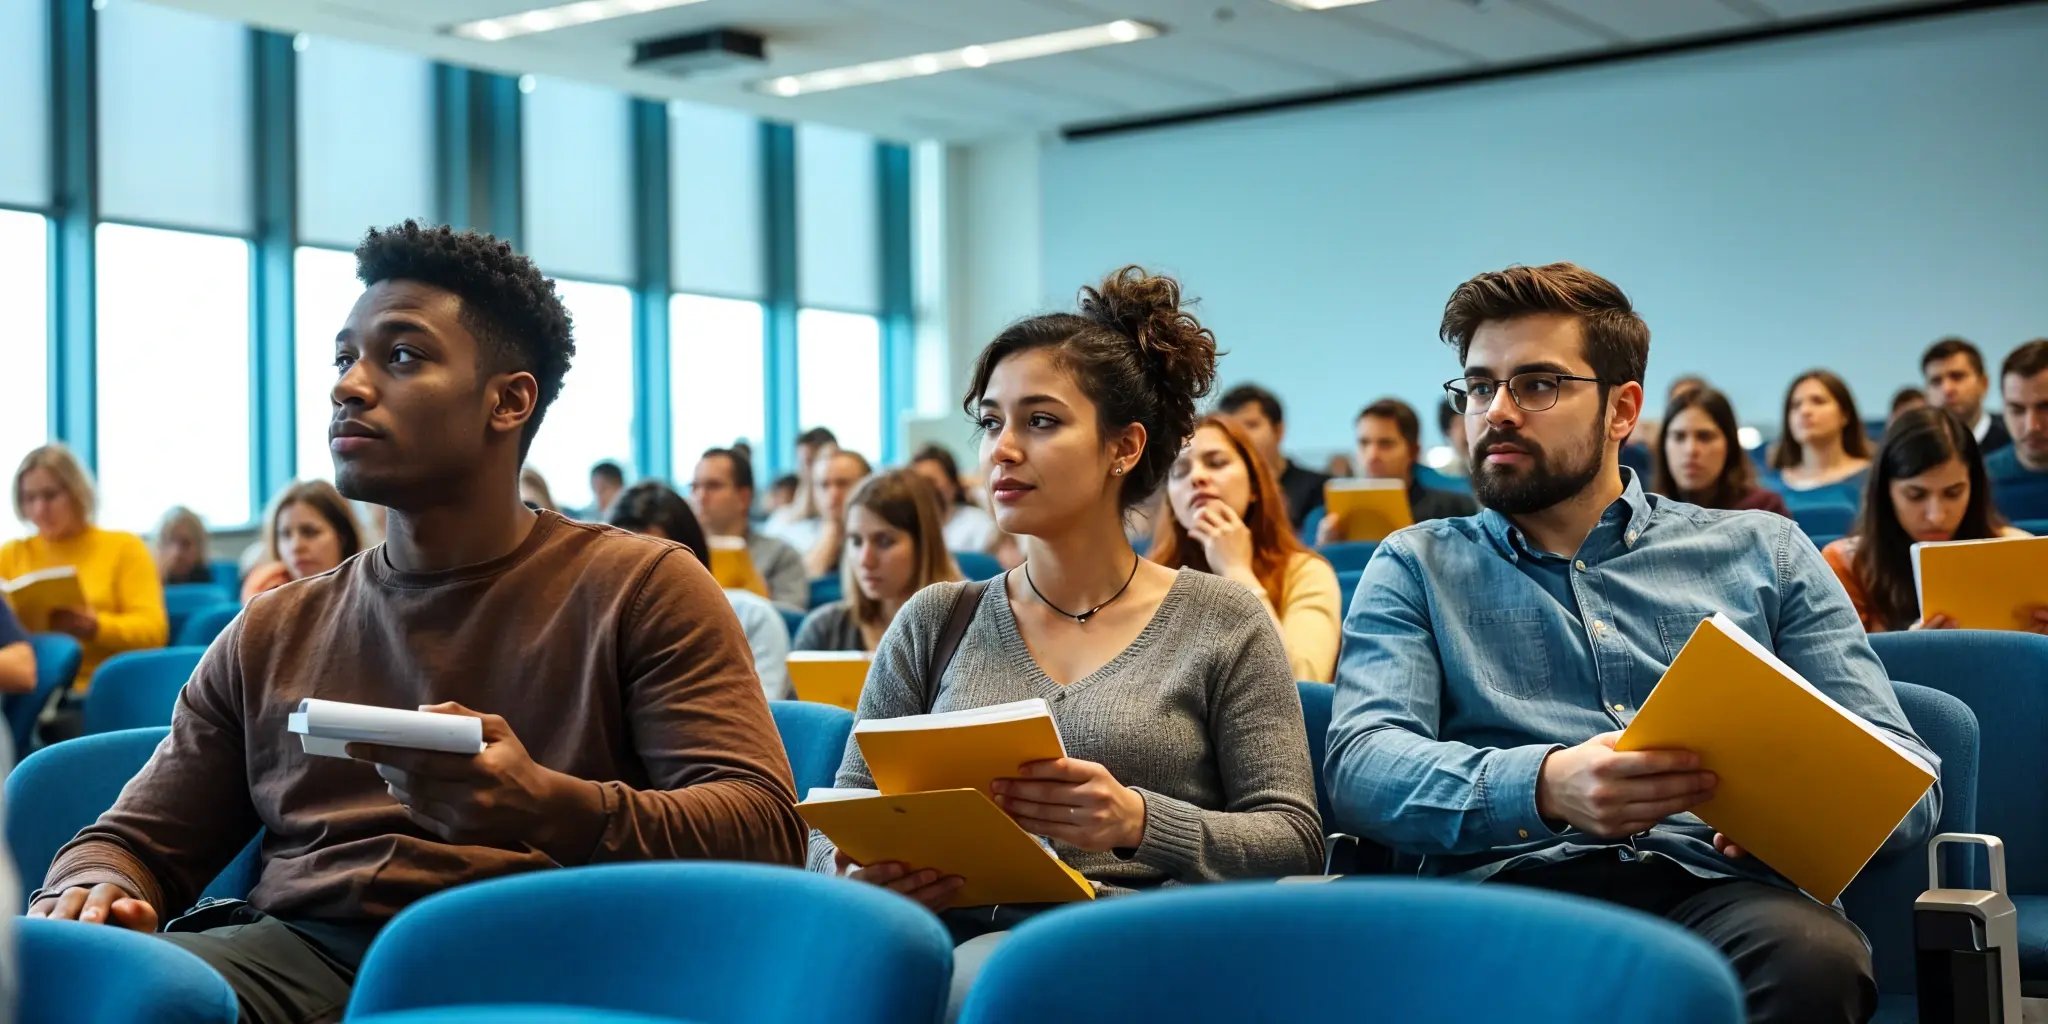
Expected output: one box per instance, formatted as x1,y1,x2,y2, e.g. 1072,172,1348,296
856,698,1066,796
707,536,769,598
787,652,872,710
1617,613,1935,903
799,788,1095,907
1912,537,2048,631
1323,479,1414,542
2,566,88,633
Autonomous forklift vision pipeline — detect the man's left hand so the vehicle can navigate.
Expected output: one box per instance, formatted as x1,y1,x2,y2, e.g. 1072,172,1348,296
347,702,605,863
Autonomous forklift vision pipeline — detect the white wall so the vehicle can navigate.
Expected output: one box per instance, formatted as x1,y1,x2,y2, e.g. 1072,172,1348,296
1036,5,2048,459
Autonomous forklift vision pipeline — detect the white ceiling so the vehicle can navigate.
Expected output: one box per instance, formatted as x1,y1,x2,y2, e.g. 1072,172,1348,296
153,0,1961,140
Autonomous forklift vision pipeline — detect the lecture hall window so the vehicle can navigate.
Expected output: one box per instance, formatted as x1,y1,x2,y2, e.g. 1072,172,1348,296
522,279,636,515
670,294,766,470
0,212,50,468
292,247,363,482
796,309,883,463
94,224,253,530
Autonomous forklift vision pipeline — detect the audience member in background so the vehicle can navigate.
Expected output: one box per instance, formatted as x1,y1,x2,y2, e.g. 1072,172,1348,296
26,222,803,1023
152,506,216,586
0,600,33,694
1317,399,1478,546
767,426,839,530
587,460,625,520
1322,454,1353,479
766,473,799,516
1218,383,1329,532
1767,369,1872,506
610,481,792,699
691,448,807,609
1823,408,2038,634
793,470,960,653
1,444,167,689
813,268,1320,1016
1922,336,2010,454
1889,386,1929,425
1436,398,1471,478
241,481,366,602
1653,387,1789,515
1987,340,2048,519
1329,263,1932,1024
518,466,557,512
1155,415,1340,683
910,444,1001,554
777,448,873,579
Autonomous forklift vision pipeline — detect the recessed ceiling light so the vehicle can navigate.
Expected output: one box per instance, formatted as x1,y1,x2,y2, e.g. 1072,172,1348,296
449,0,710,42
751,20,1161,97
1269,0,1383,9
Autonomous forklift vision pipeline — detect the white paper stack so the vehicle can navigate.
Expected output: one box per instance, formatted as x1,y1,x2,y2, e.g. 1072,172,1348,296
287,698,486,759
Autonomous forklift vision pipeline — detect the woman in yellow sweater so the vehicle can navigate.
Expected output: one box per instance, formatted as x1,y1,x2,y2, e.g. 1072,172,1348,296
2,445,168,688
1152,414,1341,682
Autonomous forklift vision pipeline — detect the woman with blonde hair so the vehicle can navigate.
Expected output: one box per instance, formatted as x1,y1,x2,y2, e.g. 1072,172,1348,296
0,444,167,687
1151,413,1340,682
152,506,216,586
242,481,365,601
793,470,961,653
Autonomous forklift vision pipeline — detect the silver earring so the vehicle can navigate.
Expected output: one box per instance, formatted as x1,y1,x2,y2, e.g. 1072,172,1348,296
1112,466,1125,476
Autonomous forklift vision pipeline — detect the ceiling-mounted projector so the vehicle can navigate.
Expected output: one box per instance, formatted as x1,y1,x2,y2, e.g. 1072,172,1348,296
632,28,766,76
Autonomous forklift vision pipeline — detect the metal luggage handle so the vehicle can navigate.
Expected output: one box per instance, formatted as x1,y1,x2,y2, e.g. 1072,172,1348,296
1929,832,2007,895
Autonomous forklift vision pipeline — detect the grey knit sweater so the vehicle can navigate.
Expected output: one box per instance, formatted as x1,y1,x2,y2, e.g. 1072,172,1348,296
805,568,1324,894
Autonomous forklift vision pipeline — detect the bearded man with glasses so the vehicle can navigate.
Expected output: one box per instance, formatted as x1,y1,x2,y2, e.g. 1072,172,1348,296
1323,262,1936,1024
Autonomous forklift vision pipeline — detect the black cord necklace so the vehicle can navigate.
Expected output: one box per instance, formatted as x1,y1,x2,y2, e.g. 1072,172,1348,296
1022,556,1141,624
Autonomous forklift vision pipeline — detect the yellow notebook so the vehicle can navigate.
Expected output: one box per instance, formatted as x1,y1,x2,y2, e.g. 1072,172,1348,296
2,566,87,633
856,698,1066,796
707,536,769,598
799,787,1095,907
1617,612,1935,903
1912,537,2048,631
787,652,872,710
1322,479,1414,542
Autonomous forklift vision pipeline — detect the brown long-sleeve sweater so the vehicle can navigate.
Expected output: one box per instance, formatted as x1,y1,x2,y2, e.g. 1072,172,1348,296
41,511,806,924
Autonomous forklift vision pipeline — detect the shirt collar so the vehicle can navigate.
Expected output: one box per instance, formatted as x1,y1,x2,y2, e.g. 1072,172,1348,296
1481,467,1654,564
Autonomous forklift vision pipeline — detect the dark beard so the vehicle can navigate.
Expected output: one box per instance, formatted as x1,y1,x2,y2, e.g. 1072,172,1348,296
1470,424,1605,516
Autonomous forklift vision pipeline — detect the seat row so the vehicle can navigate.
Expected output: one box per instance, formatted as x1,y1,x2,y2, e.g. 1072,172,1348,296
9,634,2043,1021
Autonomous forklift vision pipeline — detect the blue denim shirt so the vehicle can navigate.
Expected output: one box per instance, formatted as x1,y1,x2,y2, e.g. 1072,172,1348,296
1326,469,1940,892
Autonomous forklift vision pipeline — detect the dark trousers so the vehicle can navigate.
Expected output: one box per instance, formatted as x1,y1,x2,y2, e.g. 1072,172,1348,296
1494,852,1877,1024
157,902,378,1024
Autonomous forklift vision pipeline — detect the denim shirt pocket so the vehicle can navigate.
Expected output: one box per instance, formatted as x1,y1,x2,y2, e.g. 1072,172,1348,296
1655,610,1718,662
1465,607,1554,700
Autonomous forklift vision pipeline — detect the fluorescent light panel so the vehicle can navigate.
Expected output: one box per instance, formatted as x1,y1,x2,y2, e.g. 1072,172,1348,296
756,20,1160,98
1269,0,1383,9
450,0,708,42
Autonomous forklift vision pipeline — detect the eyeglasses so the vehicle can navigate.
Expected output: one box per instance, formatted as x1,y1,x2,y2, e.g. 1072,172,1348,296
1443,372,1610,415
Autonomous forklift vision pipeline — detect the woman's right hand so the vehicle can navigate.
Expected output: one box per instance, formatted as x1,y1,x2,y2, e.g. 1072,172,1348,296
1908,613,1956,631
1314,512,1341,546
833,851,964,911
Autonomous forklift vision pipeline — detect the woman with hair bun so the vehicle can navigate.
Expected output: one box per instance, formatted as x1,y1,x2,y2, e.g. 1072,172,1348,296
806,267,1323,1006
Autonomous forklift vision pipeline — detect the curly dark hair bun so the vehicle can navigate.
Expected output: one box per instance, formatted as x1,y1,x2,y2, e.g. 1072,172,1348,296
1079,266,1219,417
964,265,1221,509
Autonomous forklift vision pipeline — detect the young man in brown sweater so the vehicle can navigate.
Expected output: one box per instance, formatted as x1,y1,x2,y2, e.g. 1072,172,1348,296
27,222,807,1023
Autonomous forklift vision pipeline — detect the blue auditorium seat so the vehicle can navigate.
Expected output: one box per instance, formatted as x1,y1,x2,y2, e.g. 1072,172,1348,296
81,647,204,735
1869,631,2048,996
6,633,79,751
770,699,854,795
17,916,237,1023
347,863,953,1024
958,881,1743,1024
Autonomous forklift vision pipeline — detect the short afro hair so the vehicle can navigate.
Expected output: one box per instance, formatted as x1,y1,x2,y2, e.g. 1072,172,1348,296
353,221,575,457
